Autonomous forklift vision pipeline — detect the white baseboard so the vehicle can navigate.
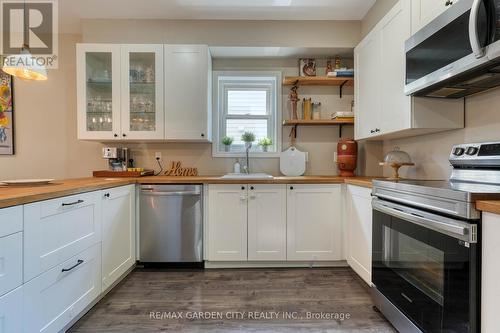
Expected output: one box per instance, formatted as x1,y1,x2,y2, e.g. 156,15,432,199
204,260,348,269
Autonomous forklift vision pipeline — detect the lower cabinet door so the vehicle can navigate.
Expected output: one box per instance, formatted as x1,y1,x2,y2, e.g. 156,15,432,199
0,232,23,296
23,244,102,333
247,184,286,261
208,184,248,261
346,185,373,285
0,286,23,333
287,184,342,261
101,185,136,290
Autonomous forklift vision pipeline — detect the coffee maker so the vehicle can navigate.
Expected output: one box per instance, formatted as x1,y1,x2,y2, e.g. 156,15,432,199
102,147,132,171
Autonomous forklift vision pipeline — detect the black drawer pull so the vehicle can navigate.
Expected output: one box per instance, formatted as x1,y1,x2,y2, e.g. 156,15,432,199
62,199,84,206
62,259,84,272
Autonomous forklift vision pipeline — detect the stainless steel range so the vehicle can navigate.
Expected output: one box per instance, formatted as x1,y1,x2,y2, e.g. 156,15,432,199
371,141,500,333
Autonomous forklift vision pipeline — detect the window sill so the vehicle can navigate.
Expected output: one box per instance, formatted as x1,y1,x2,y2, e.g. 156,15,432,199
213,151,280,158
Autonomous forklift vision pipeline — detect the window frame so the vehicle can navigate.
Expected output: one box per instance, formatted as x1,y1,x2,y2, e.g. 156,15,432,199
212,71,282,158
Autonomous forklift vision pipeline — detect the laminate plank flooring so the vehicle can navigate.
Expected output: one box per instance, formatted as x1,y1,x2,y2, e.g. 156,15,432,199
68,267,395,333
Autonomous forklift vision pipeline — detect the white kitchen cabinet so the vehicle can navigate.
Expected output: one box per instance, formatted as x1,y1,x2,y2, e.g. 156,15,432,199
0,232,23,297
101,185,136,290
77,44,164,141
411,0,459,34
24,191,102,282
77,44,121,140
208,184,248,261
0,205,22,238
354,24,382,139
354,0,464,141
346,185,372,285
23,244,101,333
481,212,500,333
247,184,287,261
120,44,165,140
287,184,342,261
165,45,212,141
0,286,23,333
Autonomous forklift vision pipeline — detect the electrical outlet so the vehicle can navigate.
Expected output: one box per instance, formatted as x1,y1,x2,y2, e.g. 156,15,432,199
155,152,162,160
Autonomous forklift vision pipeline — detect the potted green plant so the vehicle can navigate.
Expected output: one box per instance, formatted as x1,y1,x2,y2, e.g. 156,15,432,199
258,137,273,152
241,131,255,150
221,136,233,152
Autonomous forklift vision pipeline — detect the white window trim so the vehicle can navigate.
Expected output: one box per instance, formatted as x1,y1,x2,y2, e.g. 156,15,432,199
212,70,282,158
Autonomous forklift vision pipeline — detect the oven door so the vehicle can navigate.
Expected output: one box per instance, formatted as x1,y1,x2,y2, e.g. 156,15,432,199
372,199,479,333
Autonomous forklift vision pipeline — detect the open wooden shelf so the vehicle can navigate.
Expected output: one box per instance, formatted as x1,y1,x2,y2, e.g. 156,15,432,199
283,119,354,126
283,118,354,137
283,76,354,86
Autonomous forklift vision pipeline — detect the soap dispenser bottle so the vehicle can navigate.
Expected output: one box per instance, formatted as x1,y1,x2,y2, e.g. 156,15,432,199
234,159,241,174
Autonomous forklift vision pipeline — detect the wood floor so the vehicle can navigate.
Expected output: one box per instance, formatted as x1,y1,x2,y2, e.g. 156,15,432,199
69,267,395,333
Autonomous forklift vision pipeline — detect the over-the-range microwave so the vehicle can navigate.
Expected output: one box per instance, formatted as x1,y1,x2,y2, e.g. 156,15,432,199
405,0,500,98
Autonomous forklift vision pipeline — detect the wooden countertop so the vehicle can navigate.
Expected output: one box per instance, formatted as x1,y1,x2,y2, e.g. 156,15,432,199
0,178,135,209
476,201,500,215
0,175,377,209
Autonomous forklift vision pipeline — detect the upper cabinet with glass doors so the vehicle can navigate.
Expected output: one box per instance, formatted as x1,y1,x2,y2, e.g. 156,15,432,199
121,45,164,140
77,44,121,140
77,44,212,141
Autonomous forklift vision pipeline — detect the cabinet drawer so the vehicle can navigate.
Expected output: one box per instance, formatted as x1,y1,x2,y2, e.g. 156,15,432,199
24,191,102,281
0,206,22,238
0,286,23,333
23,244,101,333
0,232,22,296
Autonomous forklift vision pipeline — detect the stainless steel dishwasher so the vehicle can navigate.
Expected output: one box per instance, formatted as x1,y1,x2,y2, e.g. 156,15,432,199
139,184,203,264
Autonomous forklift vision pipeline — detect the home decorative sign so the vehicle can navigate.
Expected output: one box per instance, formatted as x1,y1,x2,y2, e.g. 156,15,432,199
0,72,14,155
164,161,199,176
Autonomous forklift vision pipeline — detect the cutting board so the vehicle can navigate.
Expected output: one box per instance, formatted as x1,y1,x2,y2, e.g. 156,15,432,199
280,146,306,176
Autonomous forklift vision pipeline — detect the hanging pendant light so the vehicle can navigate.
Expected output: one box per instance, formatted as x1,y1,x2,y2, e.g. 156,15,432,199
1,0,47,81
2,44,48,81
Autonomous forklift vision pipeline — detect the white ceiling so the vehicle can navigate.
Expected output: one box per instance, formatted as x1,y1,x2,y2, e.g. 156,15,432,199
59,0,376,33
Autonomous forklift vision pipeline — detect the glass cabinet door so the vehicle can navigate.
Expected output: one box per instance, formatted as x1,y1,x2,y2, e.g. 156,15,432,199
121,45,164,140
77,44,121,140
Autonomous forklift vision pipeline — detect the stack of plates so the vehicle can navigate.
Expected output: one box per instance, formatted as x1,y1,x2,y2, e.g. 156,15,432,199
0,179,54,186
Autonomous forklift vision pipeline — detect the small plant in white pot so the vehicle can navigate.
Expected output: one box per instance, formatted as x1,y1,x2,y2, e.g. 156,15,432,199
258,137,273,152
221,136,233,152
241,131,255,150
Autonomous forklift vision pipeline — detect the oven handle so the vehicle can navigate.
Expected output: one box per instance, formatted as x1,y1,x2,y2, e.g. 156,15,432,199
372,198,477,243
469,0,486,58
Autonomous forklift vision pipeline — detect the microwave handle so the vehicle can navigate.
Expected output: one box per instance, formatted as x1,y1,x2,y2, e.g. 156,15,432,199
469,0,486,58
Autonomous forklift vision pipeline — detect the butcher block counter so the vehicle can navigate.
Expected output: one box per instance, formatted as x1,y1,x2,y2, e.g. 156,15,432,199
0,176,378,209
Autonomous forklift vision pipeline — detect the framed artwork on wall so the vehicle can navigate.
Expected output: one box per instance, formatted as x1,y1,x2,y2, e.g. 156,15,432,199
0,72,14,155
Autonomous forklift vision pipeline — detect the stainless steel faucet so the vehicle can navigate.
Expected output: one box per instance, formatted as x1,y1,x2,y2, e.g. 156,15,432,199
243,142,252,174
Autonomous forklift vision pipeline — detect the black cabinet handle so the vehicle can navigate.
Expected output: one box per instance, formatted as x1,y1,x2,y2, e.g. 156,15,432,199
290,186,294,190
114,134,118,138
241,186,245,190
445,0,453,6
370,129,375,134
201,133,205,137
250,186,254,190
122,133,127,137
104,193,110,198
62,199,84,207
62,259,84,272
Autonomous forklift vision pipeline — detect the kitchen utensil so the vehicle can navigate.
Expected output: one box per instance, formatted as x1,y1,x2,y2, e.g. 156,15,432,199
1,179,54,186
280,146,306,176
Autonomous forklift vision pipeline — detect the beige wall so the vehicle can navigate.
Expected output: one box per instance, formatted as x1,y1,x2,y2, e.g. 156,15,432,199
384,90,500,180
2,19,384,179
361,0,398,38
1,34,109,180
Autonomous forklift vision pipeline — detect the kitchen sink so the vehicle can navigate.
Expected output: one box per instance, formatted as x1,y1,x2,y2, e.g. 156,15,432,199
220,173,274,180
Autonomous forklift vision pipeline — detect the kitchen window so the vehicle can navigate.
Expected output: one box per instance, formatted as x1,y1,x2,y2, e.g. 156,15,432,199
213,71,281,157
